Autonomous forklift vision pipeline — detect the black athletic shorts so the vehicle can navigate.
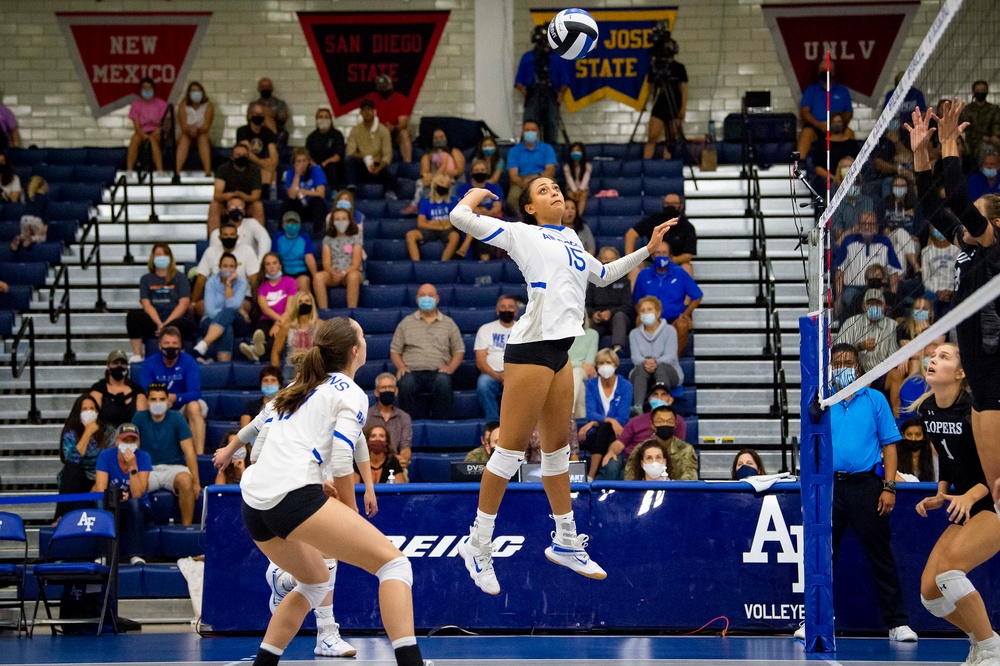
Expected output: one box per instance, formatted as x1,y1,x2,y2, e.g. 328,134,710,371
968,374,1000,412
503,337,574,373
241,484,327,542
419,229,454,244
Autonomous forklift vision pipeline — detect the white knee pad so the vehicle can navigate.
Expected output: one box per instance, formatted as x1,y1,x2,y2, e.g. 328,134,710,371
541,445,571,476
293,580,332,608
485,446,524,480
376,555,413,588
937,570,976,606
324,558,338,586
921,594,956,618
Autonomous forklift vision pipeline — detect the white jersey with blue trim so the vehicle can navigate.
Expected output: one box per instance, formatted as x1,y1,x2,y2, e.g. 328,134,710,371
451,204,650,345
240,372,368,510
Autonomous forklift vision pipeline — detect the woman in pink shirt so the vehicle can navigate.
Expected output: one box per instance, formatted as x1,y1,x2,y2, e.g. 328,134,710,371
127,77,169,175
241,252,298,362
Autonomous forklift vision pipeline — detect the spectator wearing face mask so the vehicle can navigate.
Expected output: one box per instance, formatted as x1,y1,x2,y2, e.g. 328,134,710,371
345,99,395,195
474,295,518,422
209,198,270,259
629,296,683,407
872,117,915,177
466,421,500,464
798,60,854,159
242,253,295,364
366,372,413,469
810,113,861,182
127,77,168,175
455,160,503,260
215,434,249,485
585,246,633,355
237,103,279,194
314,207,363,310
731,448,767,480
54,394,114,521
193,221,258,316
620,405,697,481
881,71,927,122
604,383,688,465
894,418,935,482
506,120,557,211
887,335,942,423
173,81,214,182
563,142,592,216
473,137,504,185
406,173,460,261
632,240,702,356
959,80,1000,164
241,366,283,428
283,147,328,227
248,77,290,147
626,193,697,279
192,252,249,362
266,291,319,370
967,150,1000,201
272,211,317,295
90,350,148,429
835,289,899,375
139,328,206,455
579,348,633,481
306,108,345,192
624,440,671,481
354,426,406,484
882,175,923,239
921,225,959,319
834,211,902,315
209,144,264,234
92,423,153,565
126,243,197,362
830,177,878,244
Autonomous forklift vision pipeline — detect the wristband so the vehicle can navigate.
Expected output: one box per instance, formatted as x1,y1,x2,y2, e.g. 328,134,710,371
883,481,897,494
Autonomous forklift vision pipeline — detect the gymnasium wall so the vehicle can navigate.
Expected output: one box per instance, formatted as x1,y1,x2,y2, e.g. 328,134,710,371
0,0,945,149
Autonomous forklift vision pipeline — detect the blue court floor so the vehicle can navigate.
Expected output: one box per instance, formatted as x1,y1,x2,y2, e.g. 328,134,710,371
0,633,977,665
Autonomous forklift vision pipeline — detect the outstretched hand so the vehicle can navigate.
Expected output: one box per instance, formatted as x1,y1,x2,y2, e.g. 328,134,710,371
645,218,678,256
935,98,970,146
904,106,936,153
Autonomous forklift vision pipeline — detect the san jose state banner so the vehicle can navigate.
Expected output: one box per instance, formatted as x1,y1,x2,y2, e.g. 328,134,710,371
56,12,212,117
530,7,678,113
298,12,449,118
761,1,920,106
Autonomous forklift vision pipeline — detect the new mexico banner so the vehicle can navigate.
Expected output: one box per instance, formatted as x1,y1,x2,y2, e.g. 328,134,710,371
530,7,678,113
56,12,211,117
761,2,919,106
298,12,449,118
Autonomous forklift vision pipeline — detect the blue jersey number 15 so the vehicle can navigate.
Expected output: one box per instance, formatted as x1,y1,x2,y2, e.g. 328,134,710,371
565,246,587,271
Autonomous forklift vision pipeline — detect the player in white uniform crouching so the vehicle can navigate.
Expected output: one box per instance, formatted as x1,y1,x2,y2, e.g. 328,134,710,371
214,318,429,666
449,181,674,595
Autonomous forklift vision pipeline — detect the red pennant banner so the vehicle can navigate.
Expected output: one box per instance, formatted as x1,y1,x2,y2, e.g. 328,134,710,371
298,11,449,118
56,12,212,117
761,2,919,106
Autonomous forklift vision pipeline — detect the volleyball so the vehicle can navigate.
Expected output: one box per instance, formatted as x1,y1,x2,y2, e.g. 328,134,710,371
547,8,599,60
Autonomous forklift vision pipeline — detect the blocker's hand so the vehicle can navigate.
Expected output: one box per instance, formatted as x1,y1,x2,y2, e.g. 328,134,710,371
904,107,936,153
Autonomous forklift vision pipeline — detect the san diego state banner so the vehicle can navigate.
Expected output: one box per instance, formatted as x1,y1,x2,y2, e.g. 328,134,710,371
56,12,211,117
761,1,919,106
530,7,678,113
298,12,449,118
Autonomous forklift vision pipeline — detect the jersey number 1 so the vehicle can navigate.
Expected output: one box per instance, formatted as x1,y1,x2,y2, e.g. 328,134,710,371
565,246,586,271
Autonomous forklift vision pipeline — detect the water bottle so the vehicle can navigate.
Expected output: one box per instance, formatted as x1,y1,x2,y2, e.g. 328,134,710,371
387,470,396,484
707,120,717,142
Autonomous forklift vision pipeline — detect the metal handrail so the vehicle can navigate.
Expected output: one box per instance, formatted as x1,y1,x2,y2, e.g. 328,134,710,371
78,213,107,312
10,317,40,423
47,264,75,364
109,174,134,264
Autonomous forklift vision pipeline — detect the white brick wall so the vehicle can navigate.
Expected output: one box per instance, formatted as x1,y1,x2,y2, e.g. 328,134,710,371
0,0,945,149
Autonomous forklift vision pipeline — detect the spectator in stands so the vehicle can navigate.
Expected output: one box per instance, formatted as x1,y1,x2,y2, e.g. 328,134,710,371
406,173,460,261
643,29,687,160
367,372,413,469
562,198,595,255
372,74,412,163
894,418,935,482
887,335,941,422
620,405,698,481
54,394,113,521
883,187,921,299
959,80,1000,166
354,425,406,484
0,151,20,202
626,193,697,279
92,423,152,565
586,246,633,355
569,316,598,418
173,81,214,182
835,289,899,375
629,296,683,408
215,436,249,485
811,113,861,182
241,252,296,363
193,252,249,362
604,382,688,464
873,119,915,177
475,294,518,422
272,211,316,294
283,147,327,228
506,120,557,211
126,243,196,361
416,128,466,200
306,108,345,192
269,291,320,369
0,95,20,147
633,240,702,356
238,103,280,195
133,383,200,526
882,71,926,122
126,77,167,175
563,142,591,215
731,449,767,480
798,60,853,160
896,296,934,346
313,207,363,310
883,175,923,238
515,25,570,146
90,350,148,429
390,284,464,420
8,176,48,253
345,99,395,195
240,365,283,428
623,439,670,481
473,137,504,186
139,327,205,455
525,417,580,465
209,144,264,234
830,176,877,243
193,221,257,317
967,149,1000,201
921,225,959,319
835,211,902,315
248,77,290,148
334,189,365,229
210,198,270,258
580,348,633,481
465,421,500,463
455,159,503,260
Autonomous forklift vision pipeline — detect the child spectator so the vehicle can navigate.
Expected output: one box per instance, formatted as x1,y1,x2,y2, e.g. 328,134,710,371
629,296,683,407
283,146,328,228
562,142,592,216
9,175,48,252
403,128,466,215
272,211,317,294
313,207,363,310
406,173,459,261
241,252,297,364
54,394,113,521
127,77,168,175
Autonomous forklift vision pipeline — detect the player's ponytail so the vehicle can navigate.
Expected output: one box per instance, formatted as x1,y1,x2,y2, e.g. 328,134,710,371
272,318,360,416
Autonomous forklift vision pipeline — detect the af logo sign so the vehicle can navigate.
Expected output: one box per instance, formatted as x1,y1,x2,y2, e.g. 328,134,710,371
742,495,803,594
77,512,97,532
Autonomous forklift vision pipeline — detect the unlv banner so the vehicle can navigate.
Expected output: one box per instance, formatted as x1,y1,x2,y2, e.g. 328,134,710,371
298,12,449,118
530,7,678,113
56,12,211,117
761,2,919,106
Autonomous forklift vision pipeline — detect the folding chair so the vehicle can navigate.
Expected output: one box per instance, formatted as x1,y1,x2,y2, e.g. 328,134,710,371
30,508,118,636
0,511,28,635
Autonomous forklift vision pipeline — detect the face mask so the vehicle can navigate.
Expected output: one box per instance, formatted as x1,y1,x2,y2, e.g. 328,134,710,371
649,398,668,410
418,296,437,312
846,185,861,198
266,270,282,280
653,256,671,270
471,172,488,183
655,425,675,441
523,131,538,144
232,447,247,461
298,303,313,316
839,167,849,179
597,364,616,379
983,168,998,179
316,119,331,131
866,305,883,321
892,186,908,199
219,268,235,281
221,236,238,250
922,356,931,371
284,223,300,237
141,89,154,100
336,199,352,211
161,347,180,361
251,114,265,126
333,219,350,234
228,208,244,222
433,139,447,149
80,410,98,424
260,89,273,99
640,312,658,327
483,146,496,156
662,205,680,218
832,367,856,389
498,310,515,324
369,439,388,456
887,118,900,131
932,228,947,241
570,151,583,161
913,309,930,322
109,366,128,381
233,155,249,169
378,391,395,407
902,437,926,452
261,384,279,398
118,443,138,454
434,185,450,196
190,90,203,103
974,92,988,103
642,461,666,479
736,465,758,480
831,123,844,134
149,401,169,416
153,255,171,269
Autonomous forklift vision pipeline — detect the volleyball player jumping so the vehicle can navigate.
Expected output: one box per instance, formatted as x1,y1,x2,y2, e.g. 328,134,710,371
214,318,427,666
450,181,675,594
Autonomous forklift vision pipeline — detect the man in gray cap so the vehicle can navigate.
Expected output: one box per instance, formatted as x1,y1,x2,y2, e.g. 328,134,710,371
835,288,899,374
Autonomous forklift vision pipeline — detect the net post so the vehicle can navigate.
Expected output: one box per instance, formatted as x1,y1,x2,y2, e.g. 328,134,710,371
799,315,834,653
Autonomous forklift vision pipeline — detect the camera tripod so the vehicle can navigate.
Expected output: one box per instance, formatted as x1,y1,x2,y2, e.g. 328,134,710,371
629,78,698,190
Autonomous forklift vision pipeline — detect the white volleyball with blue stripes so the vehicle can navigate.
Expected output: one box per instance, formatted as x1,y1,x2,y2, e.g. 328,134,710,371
547,8,599,60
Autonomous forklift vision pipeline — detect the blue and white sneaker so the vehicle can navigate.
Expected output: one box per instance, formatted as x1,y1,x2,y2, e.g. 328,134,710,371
315,621,357,657
457,529,500,595
544,533,607,579
265,561,295,614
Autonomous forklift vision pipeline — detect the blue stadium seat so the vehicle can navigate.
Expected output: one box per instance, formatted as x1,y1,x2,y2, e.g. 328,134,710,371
34,165,75,183
46,220,78,246
453,284,501,308
501,261,523,283
366,334,393,361
6,148,48,167
460,333,475,353
86,147,127,169
231,363,268,389
500,282,527,303
206,421,239,452
0,261,47,286
599,144,628,160
680,357,695,385
673,388,697,418
354,361,387,390
642,196,664,215
352,308,403,334
406,283,454,306
360,218,381,240
0,286,31,311
48,201,90,224
407,452,468,483
217,391,256,420
44,148,88,166
195,240,209,264
685,416,699,444
199,392,220,418
147,490,180,525
642,176,684,196
357,184,384,200
396,178,416,201
443,308,495,334
417,420,484,450
643,159,684,178
377,219,413,240
141,563,191,596
620,160,643,178
196,455,218,485
458,261,503,285
74,164,117,185
0,203,25,221
588,159,611,178
597,197,642,216
366,260,413,285
325,288,348,310
418,241,446,261
199,363,232,389
396,162,421,180
412,261,458,284
0,311,13,336
157,526,204,558
452,359,479,391
386,199,412,218
355,199,386,219
597,216,634,237
13,167,33,188
360,284,407,308
262,200,283,226
0,242,61,265
718,142,743,165
595,236,624,255
56,183,102,204
371,239,409,261
452,391,482,419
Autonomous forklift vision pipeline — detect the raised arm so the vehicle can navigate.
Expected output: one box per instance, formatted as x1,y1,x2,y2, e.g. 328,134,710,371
450,192,515,253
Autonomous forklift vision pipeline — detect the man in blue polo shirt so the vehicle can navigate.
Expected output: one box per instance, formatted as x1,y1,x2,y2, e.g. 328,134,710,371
798,60,854,160
828,343,916,643
139,326,205,454
632,240,702,356
506,120,557,212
